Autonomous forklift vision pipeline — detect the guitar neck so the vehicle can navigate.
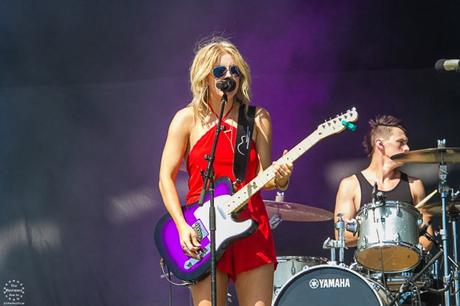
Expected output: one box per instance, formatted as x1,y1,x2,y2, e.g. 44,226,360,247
225,130,321,215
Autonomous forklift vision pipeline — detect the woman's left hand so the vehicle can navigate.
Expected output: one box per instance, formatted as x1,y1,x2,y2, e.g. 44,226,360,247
273,149,293,189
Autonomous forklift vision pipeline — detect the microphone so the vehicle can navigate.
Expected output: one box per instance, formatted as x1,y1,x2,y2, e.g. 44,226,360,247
434,59,460,72
216,77,236,92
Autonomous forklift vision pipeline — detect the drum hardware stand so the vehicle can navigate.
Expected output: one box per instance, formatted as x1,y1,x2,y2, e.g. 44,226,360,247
336,214,346,264
448,196,460,305
423,226,460,294
371,180,386,284
323,214,350,265
371,183,390,286
322,237,338,264
436,139,455,306
388,250,445,306
268,214,282,230
268,192,285,230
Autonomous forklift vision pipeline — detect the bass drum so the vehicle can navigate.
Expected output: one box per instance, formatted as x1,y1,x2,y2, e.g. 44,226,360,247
274,256,327,297
273,265,396,306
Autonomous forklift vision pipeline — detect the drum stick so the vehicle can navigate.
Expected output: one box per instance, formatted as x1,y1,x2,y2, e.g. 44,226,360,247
415,189,437,208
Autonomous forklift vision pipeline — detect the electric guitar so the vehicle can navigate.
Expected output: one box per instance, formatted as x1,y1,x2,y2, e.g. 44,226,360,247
154,108,358,281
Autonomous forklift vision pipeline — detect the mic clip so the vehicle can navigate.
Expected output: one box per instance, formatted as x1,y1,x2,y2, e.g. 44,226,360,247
372,183,386,206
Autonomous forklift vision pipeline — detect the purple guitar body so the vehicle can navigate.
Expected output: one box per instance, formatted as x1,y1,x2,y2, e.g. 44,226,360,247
154,177,257,282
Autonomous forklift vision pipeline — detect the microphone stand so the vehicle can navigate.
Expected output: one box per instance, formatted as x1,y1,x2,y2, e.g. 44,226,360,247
197,93,228,306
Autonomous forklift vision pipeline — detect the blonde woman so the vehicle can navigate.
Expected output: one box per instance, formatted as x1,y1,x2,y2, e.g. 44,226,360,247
158,37,293,306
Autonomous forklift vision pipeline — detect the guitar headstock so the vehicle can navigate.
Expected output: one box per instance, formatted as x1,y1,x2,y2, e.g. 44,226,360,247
317,107,359,137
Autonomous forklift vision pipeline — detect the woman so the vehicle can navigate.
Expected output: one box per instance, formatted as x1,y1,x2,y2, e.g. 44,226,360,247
158,37,293,306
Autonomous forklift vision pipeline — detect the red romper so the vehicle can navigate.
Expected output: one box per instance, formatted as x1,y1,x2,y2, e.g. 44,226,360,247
185,110,277,281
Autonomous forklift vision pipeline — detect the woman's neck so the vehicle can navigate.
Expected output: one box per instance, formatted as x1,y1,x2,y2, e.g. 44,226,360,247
208,97,235,118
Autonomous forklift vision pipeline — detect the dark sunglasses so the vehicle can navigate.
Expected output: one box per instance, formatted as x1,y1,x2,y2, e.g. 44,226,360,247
212,65,241,79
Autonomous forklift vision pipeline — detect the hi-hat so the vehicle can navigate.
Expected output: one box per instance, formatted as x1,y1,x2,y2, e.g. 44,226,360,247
391,147,460,164
420,201,460,216
264,200,333,222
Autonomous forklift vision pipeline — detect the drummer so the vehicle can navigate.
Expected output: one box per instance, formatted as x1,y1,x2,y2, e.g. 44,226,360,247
334,114,433,250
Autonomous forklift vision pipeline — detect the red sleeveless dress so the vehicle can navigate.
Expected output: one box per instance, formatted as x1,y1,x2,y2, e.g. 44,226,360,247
185,111,277,281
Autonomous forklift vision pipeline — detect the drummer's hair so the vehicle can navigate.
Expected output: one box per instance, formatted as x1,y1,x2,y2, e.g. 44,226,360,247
363,115,407,157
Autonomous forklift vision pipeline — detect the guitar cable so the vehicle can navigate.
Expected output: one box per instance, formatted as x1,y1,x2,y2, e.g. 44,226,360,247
160,258,193,287
160,258,191,306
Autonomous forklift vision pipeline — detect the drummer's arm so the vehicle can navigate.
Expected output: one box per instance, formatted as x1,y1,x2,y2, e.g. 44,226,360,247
334,176,359,247
411,178,434,251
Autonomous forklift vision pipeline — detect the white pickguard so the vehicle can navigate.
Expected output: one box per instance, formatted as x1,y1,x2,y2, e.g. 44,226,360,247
194,194,254,249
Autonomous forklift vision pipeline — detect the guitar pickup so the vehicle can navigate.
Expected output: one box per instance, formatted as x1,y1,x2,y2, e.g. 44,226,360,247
192,219,209,240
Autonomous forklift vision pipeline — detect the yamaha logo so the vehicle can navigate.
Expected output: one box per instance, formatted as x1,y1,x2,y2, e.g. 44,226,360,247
308,278,351,289
309,279,320,289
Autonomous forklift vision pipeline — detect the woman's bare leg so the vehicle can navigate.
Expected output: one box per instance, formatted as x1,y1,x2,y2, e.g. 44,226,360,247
235,263,274,306
189,269,229,306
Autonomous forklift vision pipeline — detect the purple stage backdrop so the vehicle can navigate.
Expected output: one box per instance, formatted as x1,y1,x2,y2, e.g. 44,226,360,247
1,1,460,305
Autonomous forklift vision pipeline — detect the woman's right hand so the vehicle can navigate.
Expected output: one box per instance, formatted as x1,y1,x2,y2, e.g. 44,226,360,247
178,222,202,259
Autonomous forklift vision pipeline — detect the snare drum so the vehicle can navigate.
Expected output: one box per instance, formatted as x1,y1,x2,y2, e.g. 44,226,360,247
274,256,327,297
273,265,394,306
355,200,422,272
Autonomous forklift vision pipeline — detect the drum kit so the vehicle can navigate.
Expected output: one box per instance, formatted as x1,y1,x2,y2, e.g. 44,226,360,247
268,144,460,306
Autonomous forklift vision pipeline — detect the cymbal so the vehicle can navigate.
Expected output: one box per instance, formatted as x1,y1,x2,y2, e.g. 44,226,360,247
391,147,460,164
264,200,333,222
420,201,460,216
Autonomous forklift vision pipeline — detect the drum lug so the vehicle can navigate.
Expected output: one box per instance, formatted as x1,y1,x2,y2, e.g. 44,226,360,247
396,203,402,216
370,282,380,290
291,262,296,275
417,218,423,226
394,232,400,243
362,236,368,248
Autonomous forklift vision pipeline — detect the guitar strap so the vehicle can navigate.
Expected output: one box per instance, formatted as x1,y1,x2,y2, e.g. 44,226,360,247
233,103,256,184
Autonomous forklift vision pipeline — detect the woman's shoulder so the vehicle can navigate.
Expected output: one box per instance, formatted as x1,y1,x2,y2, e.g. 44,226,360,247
170,106,195,130
252,105,269,114
252,105,271,123
175,105,195,121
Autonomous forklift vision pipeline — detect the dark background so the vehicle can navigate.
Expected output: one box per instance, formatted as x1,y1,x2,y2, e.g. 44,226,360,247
1,1,459,305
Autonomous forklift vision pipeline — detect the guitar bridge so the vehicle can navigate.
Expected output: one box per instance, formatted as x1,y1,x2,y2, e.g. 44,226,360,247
184,244,211,270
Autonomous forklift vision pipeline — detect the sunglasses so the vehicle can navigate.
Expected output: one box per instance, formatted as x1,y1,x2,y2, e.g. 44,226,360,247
212,65,241,79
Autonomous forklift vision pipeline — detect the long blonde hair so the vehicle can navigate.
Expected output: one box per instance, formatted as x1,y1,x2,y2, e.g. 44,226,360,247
188,37,251,122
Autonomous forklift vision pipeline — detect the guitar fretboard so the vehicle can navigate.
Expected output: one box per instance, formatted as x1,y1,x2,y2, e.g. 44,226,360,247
223,130,322,215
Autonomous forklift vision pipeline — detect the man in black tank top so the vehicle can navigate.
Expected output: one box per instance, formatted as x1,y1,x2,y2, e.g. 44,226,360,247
334,115,436,305
355,171,413,206
334,115,433,250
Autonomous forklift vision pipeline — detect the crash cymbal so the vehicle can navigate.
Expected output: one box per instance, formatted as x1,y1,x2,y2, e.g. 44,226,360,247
391,147,460,164
264,200,333,222
421,201,460,216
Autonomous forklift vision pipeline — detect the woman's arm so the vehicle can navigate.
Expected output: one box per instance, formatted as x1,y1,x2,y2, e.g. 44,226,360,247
158,107,200,258
253,107,292,190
